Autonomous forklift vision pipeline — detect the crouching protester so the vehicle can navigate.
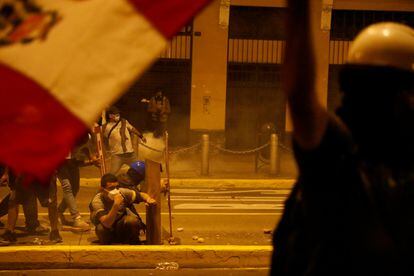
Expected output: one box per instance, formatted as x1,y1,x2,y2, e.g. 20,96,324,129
117,161,146,192
117,161,169,195
89,173,156,245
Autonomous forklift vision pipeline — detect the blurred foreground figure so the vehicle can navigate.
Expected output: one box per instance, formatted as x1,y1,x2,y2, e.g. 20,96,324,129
271,1,414,275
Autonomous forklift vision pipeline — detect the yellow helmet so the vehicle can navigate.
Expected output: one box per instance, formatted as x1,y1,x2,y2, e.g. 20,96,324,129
347,22,414,72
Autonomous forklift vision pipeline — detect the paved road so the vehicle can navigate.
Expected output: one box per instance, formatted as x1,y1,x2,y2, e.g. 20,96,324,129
0,185,290,245
77,186,287,245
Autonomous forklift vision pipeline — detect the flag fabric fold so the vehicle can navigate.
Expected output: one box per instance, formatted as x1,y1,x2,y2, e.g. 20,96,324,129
0,0,211,181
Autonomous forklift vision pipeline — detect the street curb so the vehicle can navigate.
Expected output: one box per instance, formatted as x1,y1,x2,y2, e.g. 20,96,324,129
80,178,295,189
0,245,272,270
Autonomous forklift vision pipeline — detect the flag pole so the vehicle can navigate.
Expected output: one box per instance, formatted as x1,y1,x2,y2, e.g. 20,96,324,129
93,110,107,176
164,131,175,245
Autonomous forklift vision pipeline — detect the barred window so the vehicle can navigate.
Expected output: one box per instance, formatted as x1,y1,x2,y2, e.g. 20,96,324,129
331,10,414,40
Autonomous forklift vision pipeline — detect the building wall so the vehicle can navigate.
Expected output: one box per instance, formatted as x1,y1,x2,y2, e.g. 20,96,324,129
190,0,229,131
116,0,414,146
189,0,414,134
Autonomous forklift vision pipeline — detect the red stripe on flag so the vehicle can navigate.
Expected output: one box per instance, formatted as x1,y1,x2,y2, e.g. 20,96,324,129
0,63,86,181
128,0,211,38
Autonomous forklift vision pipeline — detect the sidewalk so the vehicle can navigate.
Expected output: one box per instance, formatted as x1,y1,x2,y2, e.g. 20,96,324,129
0,175,283,272
0,245,272,270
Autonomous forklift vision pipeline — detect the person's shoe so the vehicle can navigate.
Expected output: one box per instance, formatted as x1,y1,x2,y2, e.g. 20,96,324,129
72,216,90,231
1,230,17,244
59,212,70,226
26,225,49,235
49,229,62,243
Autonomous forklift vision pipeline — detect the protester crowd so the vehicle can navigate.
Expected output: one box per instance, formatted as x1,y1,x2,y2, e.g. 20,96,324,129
0,2,413,274
0,104,156,245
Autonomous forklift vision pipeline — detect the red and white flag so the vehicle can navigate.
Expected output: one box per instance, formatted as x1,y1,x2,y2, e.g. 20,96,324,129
0,0,211,181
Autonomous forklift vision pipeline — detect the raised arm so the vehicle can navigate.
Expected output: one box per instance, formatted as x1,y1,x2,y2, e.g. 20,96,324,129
284,0,328,149
126,121,146,143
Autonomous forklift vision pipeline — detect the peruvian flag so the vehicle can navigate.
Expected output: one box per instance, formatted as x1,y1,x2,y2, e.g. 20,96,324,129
0,0,211,181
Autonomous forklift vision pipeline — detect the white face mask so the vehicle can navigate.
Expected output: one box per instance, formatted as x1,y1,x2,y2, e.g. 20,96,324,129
113,114,120,122
108,188,120,200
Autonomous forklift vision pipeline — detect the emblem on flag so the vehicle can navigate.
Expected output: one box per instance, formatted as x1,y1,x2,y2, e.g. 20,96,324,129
0,0,213,181
0,0,60,46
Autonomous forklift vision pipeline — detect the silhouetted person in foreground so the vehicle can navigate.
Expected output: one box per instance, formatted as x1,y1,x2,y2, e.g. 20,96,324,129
271,1,414,275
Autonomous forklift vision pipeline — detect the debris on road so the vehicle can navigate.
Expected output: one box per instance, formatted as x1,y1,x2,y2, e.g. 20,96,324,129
197,237,205,243
263,229,272,234
155,262,179,271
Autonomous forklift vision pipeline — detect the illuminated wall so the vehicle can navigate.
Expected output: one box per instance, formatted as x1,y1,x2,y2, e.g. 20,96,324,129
190,0,229,130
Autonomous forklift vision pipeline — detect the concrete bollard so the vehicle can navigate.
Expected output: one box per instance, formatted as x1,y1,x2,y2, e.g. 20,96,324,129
269,133,279,175
201,134,210,175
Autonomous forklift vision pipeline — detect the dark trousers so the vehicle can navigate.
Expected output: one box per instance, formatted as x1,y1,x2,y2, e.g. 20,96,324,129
152,120,167,138
2,173,41,230
22,191,41,230
95,215,141,245
0,194,9,218
1,191,41,229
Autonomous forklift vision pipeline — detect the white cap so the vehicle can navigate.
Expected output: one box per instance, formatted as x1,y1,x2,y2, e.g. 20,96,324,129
347,22,414,72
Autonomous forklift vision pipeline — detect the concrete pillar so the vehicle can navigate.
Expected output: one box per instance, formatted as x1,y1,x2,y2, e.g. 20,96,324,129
190,0,228,131
92,125,107,176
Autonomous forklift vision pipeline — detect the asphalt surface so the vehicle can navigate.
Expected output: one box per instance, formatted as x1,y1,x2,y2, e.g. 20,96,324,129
0,185,289,246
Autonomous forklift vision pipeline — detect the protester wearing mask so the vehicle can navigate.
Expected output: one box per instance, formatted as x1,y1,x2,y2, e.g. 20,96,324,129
147,88,170,138
117,160,146,193
103,106,146,175
89,173,155,245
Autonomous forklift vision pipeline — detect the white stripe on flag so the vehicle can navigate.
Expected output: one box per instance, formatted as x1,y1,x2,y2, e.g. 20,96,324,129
0,0,167,125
